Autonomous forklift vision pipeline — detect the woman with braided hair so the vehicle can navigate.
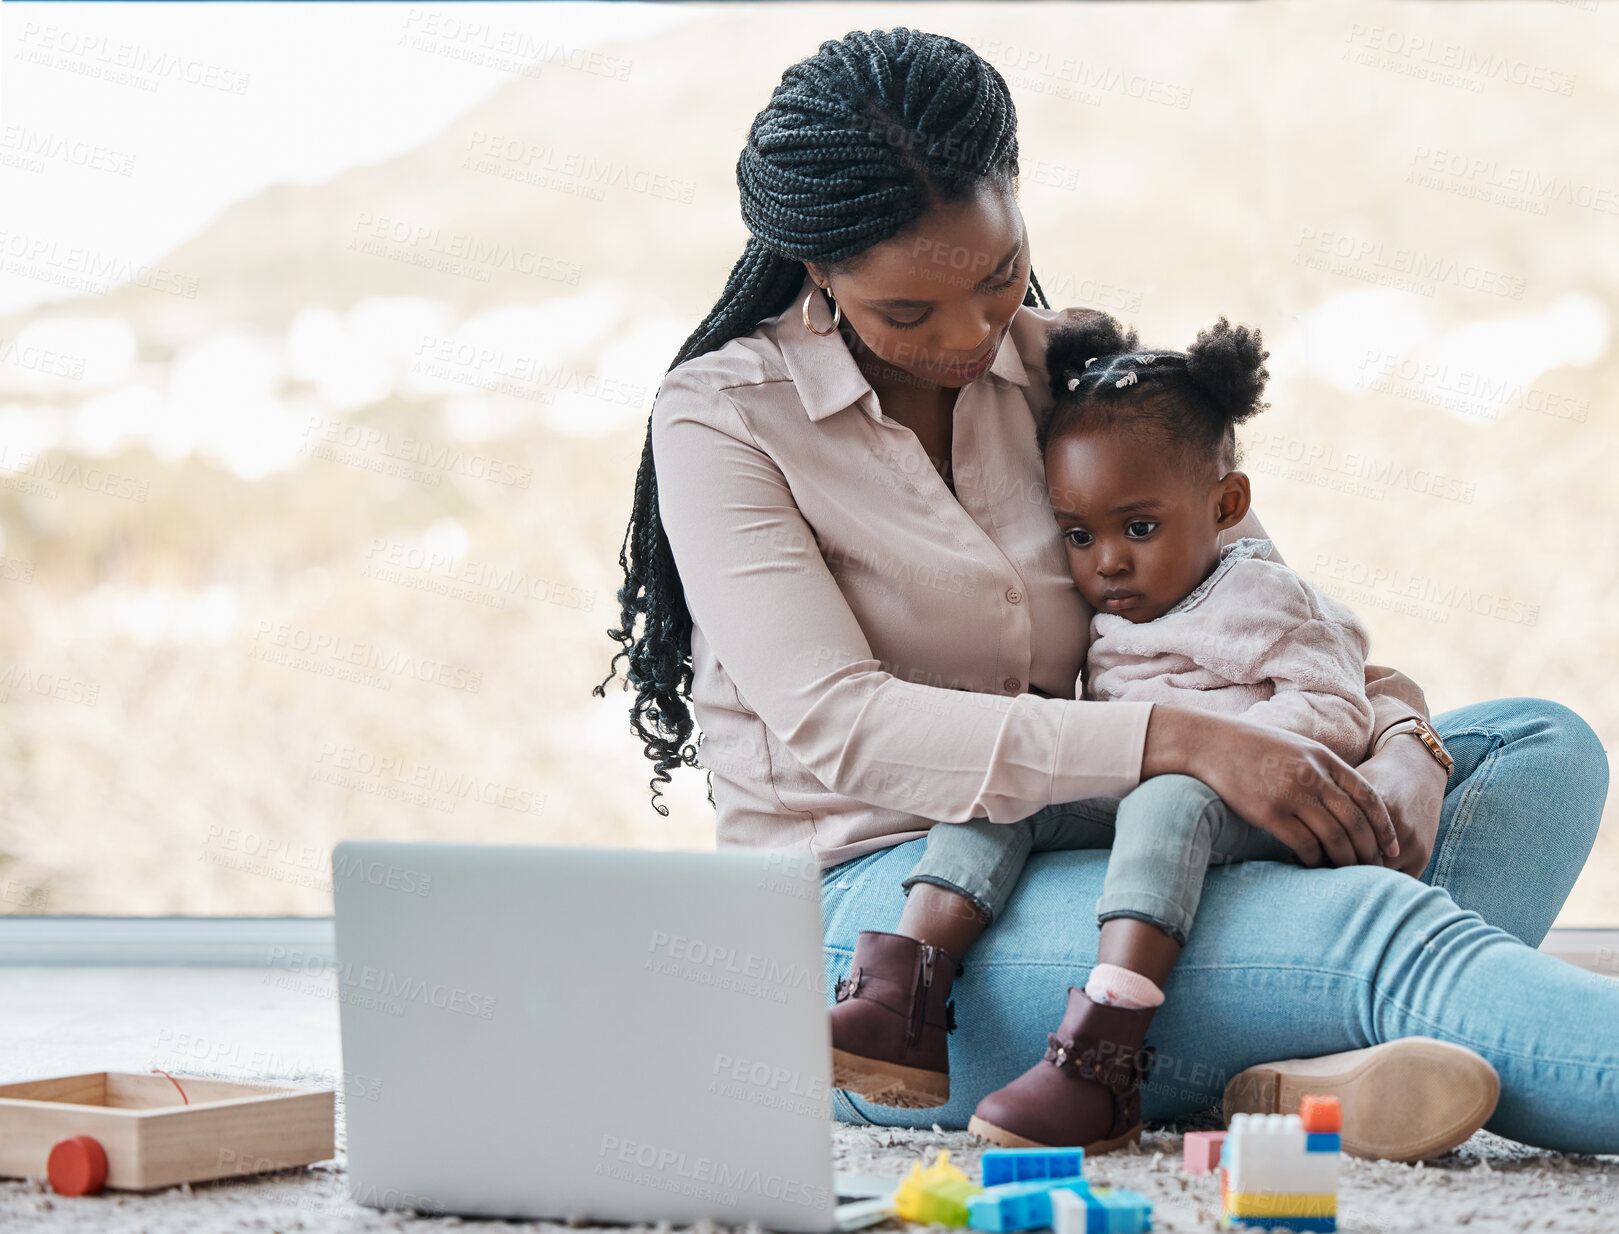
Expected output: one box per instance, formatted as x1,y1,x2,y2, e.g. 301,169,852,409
596,28,1617,1156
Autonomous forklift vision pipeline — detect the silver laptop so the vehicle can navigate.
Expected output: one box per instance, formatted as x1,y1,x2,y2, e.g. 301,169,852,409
332,840,877,1231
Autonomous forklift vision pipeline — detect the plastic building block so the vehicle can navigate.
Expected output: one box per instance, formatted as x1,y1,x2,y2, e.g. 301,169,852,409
1220,1114,1339,1195
892,1149,985,1227
1182,1130,1226,1174
1218,1097,1340,1233
1051,1184,1153,1234
980,1147,1087,1185
1299,1095,1341,1133
1223,1191,1335,1218
967,1178,1094,1231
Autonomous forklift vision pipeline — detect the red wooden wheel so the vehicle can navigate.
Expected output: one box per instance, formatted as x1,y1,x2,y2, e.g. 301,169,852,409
47,1135,108,1196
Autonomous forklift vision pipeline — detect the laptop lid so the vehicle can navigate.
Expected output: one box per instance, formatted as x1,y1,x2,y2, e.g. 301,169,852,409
332,840,838,1230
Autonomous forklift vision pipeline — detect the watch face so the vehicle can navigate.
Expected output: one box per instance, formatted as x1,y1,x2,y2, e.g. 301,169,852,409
1416,721,1455,771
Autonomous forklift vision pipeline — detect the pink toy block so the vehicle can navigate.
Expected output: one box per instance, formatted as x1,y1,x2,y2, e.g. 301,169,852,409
1184,1130,1227,1174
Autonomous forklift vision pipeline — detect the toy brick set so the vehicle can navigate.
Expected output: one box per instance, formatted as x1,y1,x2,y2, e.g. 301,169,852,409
1178,1095,1343,1233
2,1068,1339,1232
870,1146,1153,1234
840,1093,1342,1234
1216,1095,1342,1232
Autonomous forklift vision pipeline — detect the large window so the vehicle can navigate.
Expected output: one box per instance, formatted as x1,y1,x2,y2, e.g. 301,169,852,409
2,3,1612,923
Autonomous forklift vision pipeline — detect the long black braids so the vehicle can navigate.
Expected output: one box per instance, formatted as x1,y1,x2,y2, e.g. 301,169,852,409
595,27,1053,815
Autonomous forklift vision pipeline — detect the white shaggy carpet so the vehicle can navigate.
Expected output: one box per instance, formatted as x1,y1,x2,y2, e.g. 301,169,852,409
3,1111,1617,1234
2,968,1615,1232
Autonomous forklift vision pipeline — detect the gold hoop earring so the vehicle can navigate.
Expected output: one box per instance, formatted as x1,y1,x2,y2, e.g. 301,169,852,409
803,284,840,336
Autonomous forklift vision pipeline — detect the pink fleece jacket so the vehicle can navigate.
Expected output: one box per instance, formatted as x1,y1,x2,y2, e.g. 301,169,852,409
1083,537,1377,765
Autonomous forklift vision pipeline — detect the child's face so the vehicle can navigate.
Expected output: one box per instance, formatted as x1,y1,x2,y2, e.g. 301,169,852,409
1045,424,1246,624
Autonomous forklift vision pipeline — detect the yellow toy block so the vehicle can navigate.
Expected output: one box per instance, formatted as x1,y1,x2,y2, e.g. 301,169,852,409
1224,1191,1337,1218
891,1149,985,1227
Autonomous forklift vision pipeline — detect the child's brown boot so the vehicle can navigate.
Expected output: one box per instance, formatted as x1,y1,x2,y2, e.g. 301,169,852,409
967,986,1156,1152
829,929,961,1108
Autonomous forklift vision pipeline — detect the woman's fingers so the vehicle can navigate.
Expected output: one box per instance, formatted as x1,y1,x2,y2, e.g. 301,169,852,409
1335,763,1399,858
1291,800,1362,868
1290,751,1388,866
1189,715,1396,869
1315,776,1384,865
1269,813,1325,868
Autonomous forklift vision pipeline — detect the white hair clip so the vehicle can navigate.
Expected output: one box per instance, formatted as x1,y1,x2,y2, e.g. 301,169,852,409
1066,375,1080,390
1084,357,1098,368
1115,370,1138,389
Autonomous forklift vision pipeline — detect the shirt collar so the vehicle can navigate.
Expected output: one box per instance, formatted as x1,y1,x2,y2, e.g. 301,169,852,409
1159,536,1276,620
768,265,1029,423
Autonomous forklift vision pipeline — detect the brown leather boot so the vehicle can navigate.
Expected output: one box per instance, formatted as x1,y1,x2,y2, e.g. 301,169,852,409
829,930,962,1109
967,986,1156,1152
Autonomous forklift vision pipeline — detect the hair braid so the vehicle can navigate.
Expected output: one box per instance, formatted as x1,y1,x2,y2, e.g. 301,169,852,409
597,27,1051,815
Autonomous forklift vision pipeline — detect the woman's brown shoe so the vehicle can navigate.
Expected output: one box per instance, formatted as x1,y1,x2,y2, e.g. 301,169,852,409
1223,1037,1500,1161
829,930,961,1109
967,986,1156,1152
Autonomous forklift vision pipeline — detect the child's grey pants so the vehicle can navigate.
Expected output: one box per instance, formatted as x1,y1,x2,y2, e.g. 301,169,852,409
899,773,1298,944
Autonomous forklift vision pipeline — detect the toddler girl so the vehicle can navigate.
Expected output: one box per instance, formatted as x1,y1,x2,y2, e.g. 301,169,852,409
828,312,1396,1151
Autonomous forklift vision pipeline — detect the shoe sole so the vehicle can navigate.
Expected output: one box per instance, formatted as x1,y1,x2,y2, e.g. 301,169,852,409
832,1047,949,1109
1222,1036,1500,1162
966,1114,1141,1155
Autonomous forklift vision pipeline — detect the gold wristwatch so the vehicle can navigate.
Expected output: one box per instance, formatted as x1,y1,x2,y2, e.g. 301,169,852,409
1375,716,1455,776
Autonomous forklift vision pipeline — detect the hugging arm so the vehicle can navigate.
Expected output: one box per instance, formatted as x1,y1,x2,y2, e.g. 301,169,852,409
649,368,1155,821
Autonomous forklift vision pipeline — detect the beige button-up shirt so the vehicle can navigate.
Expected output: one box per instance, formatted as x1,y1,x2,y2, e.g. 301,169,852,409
650,266,1429,869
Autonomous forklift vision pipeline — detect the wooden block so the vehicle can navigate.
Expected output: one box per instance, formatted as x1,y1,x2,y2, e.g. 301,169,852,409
0,1071,334,1191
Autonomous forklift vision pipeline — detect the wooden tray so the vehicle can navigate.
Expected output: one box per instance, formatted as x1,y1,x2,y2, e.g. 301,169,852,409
0,1071,335,1192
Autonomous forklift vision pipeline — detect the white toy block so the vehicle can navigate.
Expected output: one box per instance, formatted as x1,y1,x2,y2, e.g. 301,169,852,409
1222,1112,1340,1195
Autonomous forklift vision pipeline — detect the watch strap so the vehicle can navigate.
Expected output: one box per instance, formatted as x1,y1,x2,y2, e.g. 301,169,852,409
1375,716,1454,776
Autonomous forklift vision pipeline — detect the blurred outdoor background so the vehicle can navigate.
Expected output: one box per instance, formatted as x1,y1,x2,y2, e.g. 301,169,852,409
0,1,1613,920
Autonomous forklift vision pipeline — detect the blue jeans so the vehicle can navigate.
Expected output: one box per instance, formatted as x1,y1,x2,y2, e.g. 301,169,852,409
819,697,1617,1153
900,774,1297,944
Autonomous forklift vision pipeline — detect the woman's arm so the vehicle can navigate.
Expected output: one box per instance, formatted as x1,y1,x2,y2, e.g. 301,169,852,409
650,367,1155,821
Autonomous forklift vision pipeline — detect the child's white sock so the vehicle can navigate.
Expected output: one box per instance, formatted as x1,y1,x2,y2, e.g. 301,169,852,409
1085,962,1165,1010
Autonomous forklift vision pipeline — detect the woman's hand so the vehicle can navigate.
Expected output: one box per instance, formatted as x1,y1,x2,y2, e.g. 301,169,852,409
1142,705,1399,868
1355,730,1449,877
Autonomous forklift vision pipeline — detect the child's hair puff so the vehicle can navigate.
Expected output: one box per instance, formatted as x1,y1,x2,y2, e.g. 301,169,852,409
1184,317,1270,427
1038,310,1271,473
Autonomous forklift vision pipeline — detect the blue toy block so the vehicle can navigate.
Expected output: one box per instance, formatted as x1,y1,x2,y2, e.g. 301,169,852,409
1051,1185,1153,1234
967,1179,1092,1231
1095,1188,1153,1234
1305,1133,1341,1153
980,1147,1086,1186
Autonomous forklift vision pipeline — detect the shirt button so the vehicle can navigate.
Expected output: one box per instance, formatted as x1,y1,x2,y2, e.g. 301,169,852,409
1003,677,1021,692
1005,587,1022,604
